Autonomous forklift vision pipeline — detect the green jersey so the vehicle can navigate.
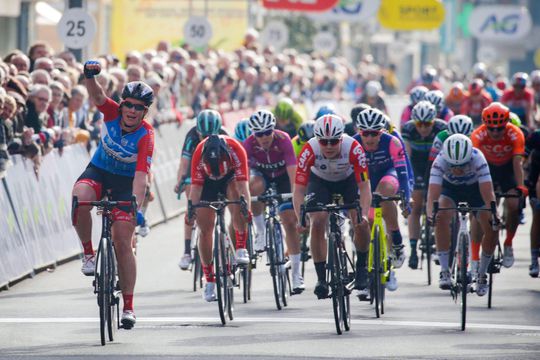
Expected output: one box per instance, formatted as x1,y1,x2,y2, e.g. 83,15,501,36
429,129,450,161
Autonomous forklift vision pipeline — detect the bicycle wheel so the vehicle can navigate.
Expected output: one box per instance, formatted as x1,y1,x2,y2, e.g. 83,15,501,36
97,238,107,346
339,240,351,332
487,242,502,309
424,218,432,285
372,225,382,318
226,243,235,321
106,245,117,342
214,229,227,325
459,233,469,331
300,234,310,278
328,232,344,335
193,248,201,292
275,223,288,307
267,220,282,310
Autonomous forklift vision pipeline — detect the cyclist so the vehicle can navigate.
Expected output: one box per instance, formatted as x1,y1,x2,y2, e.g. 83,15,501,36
350,103,371,137
525,127,540,277
427,134,498,296
292,121,315,157
175,110,228,270
381,112,415,191
425,90,454,122
400,86,429,129
445,82,467,115
501,72,535,127
429,115,474,162
471,102,527,268
293,114,371,298
73,60,155,329
406,66,442,92
353,108,411,291
401,101,447,269
234,118,251,142
273,97,304,138
188,134,251,302
472,61,500,102
244,110,304,293
357,80,388,113
460,78,492,126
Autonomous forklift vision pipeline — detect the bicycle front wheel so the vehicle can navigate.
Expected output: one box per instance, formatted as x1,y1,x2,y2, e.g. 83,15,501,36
372,225,382,318
193,248,201,292
267,220,282,310
329,232,345,335
97,238,107,346
214,230,227,325
459,233,469,331
106,244,117,342
275,223,289,307
424,217,432,285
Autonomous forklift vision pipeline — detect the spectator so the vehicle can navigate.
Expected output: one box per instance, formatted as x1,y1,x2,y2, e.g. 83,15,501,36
25,84,51,133
34,57,54,73
31,69,52,86
47,81,67,128
8,53,30,73
28,41,53,71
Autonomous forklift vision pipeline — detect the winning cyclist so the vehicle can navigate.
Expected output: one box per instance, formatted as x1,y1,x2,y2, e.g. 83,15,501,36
189,134,251,302
401,101,447,269
175,110,228,270
243,109,305,293
73,60,155,329
293,114,372,298
353,108,411,292
427,134,498,296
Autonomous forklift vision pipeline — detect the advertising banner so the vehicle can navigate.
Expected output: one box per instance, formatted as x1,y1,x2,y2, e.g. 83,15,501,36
308,0,381,22
468,6,532,42
262,0,339,12
377,0,445,31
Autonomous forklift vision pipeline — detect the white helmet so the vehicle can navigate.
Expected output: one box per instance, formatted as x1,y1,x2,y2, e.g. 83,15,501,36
248,109,276,133
424,90,445,112
448,115,473,136
411,101,436,123
314,114,345,139
409,85,428,105
356,108,387,131
531,70,540,85
473,62,487,77
365,81,382,97
442,134,473,166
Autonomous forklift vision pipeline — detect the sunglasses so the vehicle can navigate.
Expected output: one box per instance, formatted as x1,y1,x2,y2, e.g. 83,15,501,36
415,121,433,128
360,130,381,137
487,126,505,132
318,138,341,146
254,129,273,137
122,101,147,111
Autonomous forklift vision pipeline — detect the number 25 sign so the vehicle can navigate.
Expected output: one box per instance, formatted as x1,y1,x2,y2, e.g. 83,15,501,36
262,0,339,12
57,8,97,49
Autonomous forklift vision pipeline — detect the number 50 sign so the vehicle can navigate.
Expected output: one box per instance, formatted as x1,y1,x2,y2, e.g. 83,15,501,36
57,8,97,49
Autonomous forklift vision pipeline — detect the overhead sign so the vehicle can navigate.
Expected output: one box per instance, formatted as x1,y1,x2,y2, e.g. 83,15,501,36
469,6,532,41
308,0,381,22
57,8,97,49
261,21,289,49
313,31,337,54
262,0,339,12
377,0,445,31
183,16,213,47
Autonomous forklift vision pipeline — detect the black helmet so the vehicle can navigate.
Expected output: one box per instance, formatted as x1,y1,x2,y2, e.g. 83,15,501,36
202,135,232,179
122,81,154,106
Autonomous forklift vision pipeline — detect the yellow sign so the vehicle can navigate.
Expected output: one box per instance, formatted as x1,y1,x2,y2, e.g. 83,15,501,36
111,0,248,58
535,49,540,68
377,0,445,31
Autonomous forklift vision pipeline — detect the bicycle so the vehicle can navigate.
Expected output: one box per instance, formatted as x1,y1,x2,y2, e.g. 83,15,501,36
433,200,498,331
188,194,249,325
365,192,405,318
72,195,137,346
419,204,436,285
301,195,359,335
251,185,292,310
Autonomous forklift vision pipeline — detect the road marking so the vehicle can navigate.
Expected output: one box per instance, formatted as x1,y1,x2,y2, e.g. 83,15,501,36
1,317,539,331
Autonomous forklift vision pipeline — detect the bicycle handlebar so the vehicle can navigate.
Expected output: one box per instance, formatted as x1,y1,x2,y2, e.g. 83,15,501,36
495,191,522,200
251,192,292,203
71,195,137,226
188,195,249,220
300,201,361,228
433,200,500,229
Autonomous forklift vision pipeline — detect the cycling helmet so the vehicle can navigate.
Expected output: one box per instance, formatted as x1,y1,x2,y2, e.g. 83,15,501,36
469,78,484,95
512,72,528,87
447,115,473,136
482,102,509,127
472,62,487,78
234,119,251,142
442,134,473,166
421,66,437,84
315,104,336,120
424,90,445,112
297,121,315,143
196,109,222,137
409,86,428,105
350,103,371,123
448,82,465,98
273,97,294,120
365,81,382,97
121,81,154,106
509,112,522,127
411,101,436,123
530,70,540,85
314,114,345,139
201,135,232,179
249,109,276,133
355,108,387,131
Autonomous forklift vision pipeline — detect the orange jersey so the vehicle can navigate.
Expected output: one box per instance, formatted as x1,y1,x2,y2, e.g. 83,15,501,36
471,123,525,166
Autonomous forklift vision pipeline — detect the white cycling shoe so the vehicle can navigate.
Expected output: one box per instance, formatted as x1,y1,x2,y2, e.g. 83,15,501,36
121,310,136,329
203,282,216,302
81,254,96,276
236,248,250,265
178,253,192,270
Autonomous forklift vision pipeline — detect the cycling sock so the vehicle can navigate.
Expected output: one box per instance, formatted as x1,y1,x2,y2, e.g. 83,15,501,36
471,240,481,261
531,248,539,264
438,251,449,271
391,230,403,246
202,264,215,282
504,230,516,247
356,251,367,269
82,240,94,256
410,239,418,252
184,239,191,255
254,214,265,234
122,293,133,311
479,252,493,276
290,253,301,275
314,261,326,282
235,230,246,249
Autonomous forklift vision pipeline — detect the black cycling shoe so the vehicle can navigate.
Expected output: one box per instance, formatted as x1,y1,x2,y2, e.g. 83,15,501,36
314,280,329,299
408,251,418,269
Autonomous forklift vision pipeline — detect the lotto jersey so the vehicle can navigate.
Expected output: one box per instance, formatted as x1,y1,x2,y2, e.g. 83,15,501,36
471,123,525,166
90,98,154,177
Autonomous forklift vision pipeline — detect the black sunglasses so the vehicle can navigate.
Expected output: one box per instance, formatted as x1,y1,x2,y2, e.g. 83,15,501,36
318,138,340,146
254,129,273,137
122,101,147,111
360,130,381,137
487,127,504,132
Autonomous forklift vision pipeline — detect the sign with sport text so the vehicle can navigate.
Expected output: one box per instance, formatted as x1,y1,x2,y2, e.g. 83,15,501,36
262,0,339,12
468,6,532,41
377,0,445,31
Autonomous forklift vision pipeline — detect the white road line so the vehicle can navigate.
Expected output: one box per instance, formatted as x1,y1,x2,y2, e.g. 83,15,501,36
0,316,539,331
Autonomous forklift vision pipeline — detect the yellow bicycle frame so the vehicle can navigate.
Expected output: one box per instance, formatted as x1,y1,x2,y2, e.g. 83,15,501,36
368,205,390,285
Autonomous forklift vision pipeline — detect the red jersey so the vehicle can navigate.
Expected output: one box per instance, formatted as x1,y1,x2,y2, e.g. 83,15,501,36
460,92,492,118
471,123,525,166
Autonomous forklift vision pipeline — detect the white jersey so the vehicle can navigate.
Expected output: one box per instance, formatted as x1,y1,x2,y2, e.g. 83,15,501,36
429,148,492,186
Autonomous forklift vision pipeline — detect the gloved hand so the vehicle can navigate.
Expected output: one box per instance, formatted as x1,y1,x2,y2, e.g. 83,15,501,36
83,60,101,79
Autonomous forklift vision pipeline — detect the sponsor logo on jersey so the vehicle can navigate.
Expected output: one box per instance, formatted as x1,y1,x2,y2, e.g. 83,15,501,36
298,148,311,169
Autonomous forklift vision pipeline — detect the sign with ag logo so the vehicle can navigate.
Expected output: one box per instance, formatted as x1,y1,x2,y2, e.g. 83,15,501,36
261,21,289,50
308,0,381,22
57,8,97,49
377,0,445,31
262,0,339,12
469,6,532,41
183,16,213,47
